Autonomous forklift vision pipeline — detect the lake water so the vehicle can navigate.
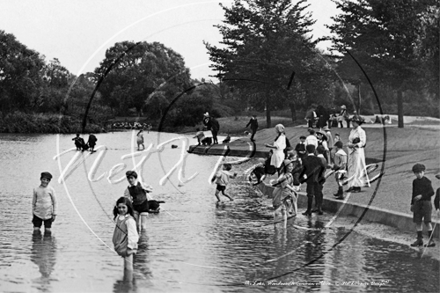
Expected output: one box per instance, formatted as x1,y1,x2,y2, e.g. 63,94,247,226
0,131,438,293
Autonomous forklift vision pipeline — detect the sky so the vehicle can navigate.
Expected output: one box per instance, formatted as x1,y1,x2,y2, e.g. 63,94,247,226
0,0,339,81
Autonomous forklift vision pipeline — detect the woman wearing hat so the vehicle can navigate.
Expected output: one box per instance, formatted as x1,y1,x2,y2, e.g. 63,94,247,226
346,115,368,193
265,124,287,173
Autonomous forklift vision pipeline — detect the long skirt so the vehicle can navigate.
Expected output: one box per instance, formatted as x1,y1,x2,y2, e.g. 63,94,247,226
347,148,369,188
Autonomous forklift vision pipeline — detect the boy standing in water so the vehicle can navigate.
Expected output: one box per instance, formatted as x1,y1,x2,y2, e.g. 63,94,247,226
32,172,57,232
212,163,237,202
410,164,435,247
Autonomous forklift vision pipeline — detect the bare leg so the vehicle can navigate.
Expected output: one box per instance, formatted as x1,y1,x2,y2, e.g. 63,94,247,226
124,254,134,273
222,191,234,201
215,190,221,202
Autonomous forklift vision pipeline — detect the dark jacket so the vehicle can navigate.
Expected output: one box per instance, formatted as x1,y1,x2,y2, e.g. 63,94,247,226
203,117,220,132
411,177,434,205
299,154,326,185
246,118,258,130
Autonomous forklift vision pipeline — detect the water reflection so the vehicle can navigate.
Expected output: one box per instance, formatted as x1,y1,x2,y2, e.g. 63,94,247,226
30,230,57,291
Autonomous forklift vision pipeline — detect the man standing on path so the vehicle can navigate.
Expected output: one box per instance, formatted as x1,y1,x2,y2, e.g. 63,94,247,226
245,115,258,141
203,112,220,144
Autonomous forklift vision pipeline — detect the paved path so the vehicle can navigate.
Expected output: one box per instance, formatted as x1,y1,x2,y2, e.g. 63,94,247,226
188,124,440,221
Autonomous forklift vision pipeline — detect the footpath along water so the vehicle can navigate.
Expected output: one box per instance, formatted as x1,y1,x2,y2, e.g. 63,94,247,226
0,132,438,293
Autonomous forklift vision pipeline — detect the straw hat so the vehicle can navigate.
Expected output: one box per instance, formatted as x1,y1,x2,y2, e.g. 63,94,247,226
203,112,210,117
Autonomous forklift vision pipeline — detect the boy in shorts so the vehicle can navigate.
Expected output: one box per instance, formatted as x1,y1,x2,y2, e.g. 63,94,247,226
410,163,435,247
32,172,57,232
212,163,237,202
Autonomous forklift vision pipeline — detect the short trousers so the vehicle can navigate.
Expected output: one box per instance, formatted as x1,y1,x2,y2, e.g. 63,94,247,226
413,200,432,223
306,182,320,197
133,200,150,214
32,214,53,228
216,185,226,192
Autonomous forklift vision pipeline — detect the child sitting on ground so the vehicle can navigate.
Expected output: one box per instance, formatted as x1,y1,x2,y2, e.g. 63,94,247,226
32,172,57,232
212,163,237,202
410,163,435,247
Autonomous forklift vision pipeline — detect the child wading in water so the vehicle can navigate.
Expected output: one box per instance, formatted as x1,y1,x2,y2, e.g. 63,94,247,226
271,159,298,222
124,171,153,231
112,197,139,273
410,164,435,247
136,130,145,151
32,172,57,232
212,163,237,202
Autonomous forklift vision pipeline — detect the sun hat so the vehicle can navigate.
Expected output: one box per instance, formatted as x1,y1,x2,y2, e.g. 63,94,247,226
316,130,328,140
203,112,210,117
341,105,346,109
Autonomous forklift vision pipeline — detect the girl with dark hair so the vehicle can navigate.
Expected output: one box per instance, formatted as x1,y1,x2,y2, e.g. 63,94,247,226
112,196,139,273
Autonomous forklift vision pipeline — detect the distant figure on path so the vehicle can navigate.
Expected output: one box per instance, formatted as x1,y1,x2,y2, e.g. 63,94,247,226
203,112,220,144
87,133,98,152
409,164,435,247
136,130,145,151
338,105,350,128
304,106,317,128
72,133,85,151
245,115,259,141
32,172,57,233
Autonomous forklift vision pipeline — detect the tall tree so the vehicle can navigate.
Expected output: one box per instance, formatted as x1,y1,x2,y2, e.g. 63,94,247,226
0,30,45,113
205,0,330,127
327,0,439,127
94,41,192,116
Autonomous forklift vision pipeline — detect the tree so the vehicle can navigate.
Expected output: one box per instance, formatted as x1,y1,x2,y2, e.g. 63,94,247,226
0,30,45,113
94,41,192,116
205,0,331,127
327,0,439,127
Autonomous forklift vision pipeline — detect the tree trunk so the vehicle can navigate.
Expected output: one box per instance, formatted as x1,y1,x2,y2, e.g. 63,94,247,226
265,95,271,128
397,89,404,128
289,102,296,122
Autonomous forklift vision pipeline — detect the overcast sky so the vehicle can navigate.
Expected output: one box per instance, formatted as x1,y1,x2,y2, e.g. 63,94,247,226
0,0,339,81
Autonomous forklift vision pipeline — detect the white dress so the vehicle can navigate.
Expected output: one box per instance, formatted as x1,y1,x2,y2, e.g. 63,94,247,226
347,126,369,188
270,134,286,169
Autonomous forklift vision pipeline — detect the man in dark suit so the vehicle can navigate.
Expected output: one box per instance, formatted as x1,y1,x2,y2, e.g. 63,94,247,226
299,144,326,216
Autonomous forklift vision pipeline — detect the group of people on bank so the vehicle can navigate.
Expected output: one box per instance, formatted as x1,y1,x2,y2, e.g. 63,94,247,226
72,133,98,152
245,114,369,220
305,104,355,129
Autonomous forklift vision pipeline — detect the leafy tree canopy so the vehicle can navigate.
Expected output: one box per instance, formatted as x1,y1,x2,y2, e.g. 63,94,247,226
94,41,192,116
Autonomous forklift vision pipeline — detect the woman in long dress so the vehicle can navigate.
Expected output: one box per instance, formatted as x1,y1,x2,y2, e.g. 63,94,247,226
346,115,369,192
265,124,287,173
